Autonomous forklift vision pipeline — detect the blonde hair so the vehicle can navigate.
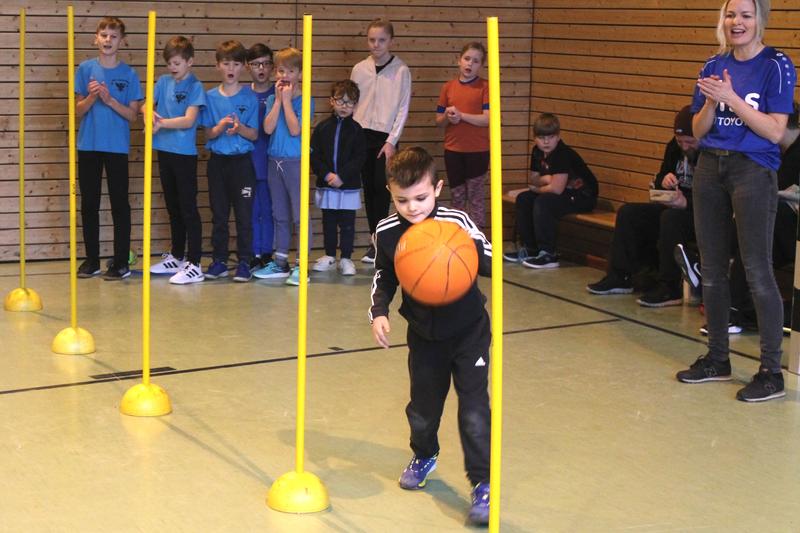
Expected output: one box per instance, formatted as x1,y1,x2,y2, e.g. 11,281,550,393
274,47,302,70
715,0,769,55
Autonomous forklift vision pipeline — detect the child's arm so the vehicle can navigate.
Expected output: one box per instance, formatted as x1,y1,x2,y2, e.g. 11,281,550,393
379,66,412,159
206,114,235,140
336,125,367,189
281,85,301,137
96,82,140,122
263,94,281,134
75,92,98,118
154,105,200,131
530,173,568,195
447,107,489,128
234,119,258,141
369,233,399,348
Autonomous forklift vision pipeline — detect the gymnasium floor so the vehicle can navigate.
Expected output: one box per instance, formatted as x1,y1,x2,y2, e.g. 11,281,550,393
2,257,799,532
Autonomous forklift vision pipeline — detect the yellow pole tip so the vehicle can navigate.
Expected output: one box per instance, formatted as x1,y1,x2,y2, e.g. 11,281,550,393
267,471,330,514
4,287,42,312
120,383,172,417
52,326,95,355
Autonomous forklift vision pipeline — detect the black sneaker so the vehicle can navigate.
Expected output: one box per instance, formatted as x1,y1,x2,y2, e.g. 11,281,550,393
637,283,682,307
77,259,101,278
103,263,131,281
674,243,701,290
522,250,559,269
249,255,264,270
503,246,534,263
361,244,376,264
736,367,785,402
676,354,732,383
587,272,633,295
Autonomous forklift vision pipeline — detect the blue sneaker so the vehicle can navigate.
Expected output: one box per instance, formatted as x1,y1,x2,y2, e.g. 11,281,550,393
253,260,290,279
205,260,228,279
232,261,252,282
468,482,490,525
285,266,310,286
398,454,438,490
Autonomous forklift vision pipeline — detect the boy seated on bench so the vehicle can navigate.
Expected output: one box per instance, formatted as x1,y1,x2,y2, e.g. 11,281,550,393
503,113,598,269
587,106,698,307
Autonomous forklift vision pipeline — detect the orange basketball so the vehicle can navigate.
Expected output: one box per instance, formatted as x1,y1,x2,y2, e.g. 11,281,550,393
394,219,479,306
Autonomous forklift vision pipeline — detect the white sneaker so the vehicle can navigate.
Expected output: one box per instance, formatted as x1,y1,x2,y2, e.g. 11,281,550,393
312,255,337,272
169,262,204,285
339,258,356,276
151,252,185,274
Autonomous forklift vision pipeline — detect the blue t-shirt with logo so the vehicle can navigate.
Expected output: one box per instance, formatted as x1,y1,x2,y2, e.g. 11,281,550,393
691,47,796,171
200,86,258,155
266,93,314,159
152,73,206,156
75,58,143,154
240,84,275,180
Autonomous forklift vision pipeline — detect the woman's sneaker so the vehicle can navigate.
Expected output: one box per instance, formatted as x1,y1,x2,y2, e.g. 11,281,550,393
339,258,356,276
676,354,732,383
169,262,204,285
312,255,337,272
150,253,184,274
204,261,228,280
736,368,785,402
674,243,701,290
398,454,438,490
361,244,376,264
468,482,490,526
587,273,633,295
253,260,290,279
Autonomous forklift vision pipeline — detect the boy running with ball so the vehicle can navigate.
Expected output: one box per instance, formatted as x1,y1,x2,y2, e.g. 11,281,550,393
368,146,493,525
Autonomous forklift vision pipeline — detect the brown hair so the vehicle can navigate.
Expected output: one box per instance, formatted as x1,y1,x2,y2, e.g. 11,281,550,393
367,19,395,38
215,40,247,63
461,42,487,64
274,47,302,70
163,36,194,62
533,113,561,137
331,79,360,102
247,43,273,63
387,147,437,189
96,16,126,37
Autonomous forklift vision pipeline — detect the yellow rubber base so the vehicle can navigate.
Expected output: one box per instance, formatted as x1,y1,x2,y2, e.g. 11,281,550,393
52,326,95,355
120,383,172,417
4,287,43,312
267,471,330,513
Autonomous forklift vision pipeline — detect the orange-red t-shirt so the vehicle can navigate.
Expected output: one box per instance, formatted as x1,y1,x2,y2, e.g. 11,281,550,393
437,77,490,153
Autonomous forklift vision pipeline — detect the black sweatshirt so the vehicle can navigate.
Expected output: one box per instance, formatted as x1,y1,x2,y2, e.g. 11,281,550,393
310,114,366,190
368,204,492,341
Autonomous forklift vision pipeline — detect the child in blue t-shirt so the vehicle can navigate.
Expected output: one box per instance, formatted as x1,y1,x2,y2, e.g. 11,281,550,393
240,43,276,271
253,48,315,286
150,36,206,285
199,40,259,282
75,17,142,280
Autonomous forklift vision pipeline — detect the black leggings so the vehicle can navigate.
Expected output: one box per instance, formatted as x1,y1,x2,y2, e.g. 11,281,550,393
322,209,356,259
157,151,202,264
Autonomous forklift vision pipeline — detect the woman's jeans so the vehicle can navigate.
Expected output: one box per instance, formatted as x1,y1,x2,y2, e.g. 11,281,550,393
693,150,782,371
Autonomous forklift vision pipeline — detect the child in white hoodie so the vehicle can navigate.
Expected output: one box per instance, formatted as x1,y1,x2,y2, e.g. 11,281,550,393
350,18,411,264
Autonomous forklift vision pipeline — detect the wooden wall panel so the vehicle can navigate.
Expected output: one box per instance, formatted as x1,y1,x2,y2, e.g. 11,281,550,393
0,0,533,261
2,1,798,262
529,0,800,215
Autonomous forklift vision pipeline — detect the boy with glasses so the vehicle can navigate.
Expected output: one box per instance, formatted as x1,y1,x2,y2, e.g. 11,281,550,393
242,43,276,270
310,80,366,276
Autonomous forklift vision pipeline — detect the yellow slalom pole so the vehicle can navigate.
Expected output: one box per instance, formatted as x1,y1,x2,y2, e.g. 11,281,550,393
5,8,43,312
487,17,504,533
52,5,94,354
120,11,171,417
267,14,329,514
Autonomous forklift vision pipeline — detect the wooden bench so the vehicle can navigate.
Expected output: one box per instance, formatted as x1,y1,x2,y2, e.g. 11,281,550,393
502,188,617,270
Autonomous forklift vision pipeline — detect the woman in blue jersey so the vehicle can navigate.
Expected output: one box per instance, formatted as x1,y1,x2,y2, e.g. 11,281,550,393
675,0,796,402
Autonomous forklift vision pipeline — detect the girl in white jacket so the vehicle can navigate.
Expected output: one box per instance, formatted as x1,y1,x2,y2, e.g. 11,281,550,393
350,19,412,263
